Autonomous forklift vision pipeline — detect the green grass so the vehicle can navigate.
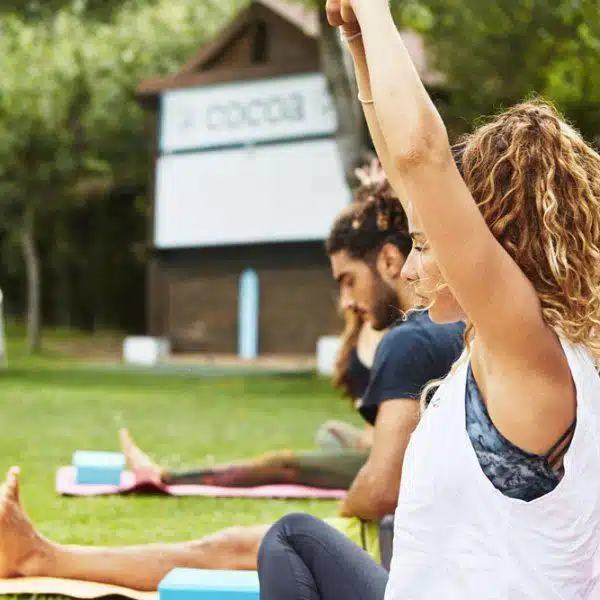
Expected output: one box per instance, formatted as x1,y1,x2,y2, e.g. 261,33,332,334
0,350,361,550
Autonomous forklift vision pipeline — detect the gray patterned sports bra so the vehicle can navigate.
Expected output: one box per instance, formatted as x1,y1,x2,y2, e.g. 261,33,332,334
465,364,576,502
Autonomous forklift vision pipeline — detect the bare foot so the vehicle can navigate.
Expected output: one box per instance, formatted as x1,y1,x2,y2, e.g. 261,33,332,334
0,467,52,578
119,429,163,485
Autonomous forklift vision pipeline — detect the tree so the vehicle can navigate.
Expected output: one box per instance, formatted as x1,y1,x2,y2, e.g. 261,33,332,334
291,0,373,181
304,0,600,142
395,0,600,140
0,1,241,352
313,0,368,180
0,14,87,352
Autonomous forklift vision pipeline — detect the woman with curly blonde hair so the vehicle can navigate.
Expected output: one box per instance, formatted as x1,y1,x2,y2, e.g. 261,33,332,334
257,1,600,598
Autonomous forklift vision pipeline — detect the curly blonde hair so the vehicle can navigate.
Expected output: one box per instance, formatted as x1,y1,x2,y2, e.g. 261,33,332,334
421,100,600,411
457,99,600,356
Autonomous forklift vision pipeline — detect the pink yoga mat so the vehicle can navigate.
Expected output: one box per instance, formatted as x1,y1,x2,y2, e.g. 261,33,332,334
56,467,345,499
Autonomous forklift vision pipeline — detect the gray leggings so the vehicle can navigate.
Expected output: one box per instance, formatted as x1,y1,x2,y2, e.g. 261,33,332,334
258,513,388,600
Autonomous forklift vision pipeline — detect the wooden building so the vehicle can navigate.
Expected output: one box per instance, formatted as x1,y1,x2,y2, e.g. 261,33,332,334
137,0,350,355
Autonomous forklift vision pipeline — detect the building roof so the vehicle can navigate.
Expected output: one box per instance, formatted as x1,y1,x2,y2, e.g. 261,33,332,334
256,0,319,37
137,0,440,97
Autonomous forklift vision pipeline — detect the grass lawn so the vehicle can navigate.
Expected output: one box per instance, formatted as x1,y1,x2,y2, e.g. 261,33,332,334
0,328,361,556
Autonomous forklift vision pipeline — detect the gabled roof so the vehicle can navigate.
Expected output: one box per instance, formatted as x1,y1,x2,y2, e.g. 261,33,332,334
137,0,440,97
138,0,318,96
255,0,318,37
177,0,318,76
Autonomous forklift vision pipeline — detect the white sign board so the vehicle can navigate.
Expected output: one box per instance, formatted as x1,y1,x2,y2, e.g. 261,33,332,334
160,73,337,153
154,138,351,248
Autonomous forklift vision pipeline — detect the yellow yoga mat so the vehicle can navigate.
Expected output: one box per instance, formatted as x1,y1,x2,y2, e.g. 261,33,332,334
0,577,157,599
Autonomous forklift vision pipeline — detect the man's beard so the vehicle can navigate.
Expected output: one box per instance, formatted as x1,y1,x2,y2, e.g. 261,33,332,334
370,274,402,331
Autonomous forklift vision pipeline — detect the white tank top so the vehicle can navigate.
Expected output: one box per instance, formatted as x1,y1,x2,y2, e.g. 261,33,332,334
385,338,600,600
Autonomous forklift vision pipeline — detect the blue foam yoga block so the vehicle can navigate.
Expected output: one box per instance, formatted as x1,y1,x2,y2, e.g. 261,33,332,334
159,568,259,600
73,451,125,485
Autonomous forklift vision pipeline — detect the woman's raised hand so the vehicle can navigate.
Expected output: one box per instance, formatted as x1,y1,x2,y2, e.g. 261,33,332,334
326,0,360,37
325,0,358,26
325,0,344,26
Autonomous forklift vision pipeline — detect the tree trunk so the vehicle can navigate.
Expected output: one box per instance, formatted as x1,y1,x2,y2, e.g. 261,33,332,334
52,216,72,328
317,6,368,183
91,196,106,332
21,205,41,353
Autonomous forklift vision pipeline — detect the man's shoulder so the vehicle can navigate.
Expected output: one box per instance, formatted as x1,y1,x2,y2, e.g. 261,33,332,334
360,313,464,421
377,312,464,357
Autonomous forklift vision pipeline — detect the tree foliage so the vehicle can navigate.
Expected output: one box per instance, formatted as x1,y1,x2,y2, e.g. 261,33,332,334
396,0,600,140
0,0,242,350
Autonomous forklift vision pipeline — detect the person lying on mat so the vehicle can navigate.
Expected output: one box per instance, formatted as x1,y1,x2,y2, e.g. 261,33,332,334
0,178,464,590
255,2,600,599
118,307,384,491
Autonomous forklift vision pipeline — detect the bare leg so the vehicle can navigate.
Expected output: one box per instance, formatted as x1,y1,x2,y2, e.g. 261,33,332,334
0,468,267,591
